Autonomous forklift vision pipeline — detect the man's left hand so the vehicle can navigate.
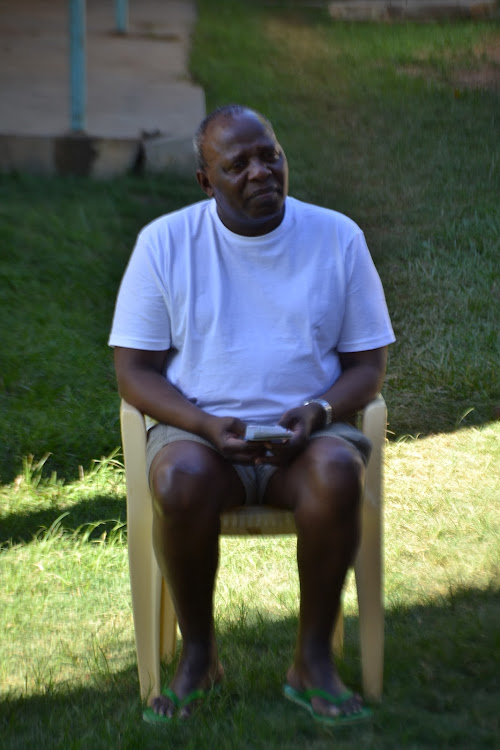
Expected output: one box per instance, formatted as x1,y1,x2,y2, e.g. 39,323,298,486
255,403,321,466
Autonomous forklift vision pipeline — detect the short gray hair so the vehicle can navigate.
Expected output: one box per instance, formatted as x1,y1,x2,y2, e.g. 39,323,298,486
193,104,273,171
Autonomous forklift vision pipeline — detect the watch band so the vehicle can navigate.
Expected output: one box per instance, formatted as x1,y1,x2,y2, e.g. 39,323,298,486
303,398,333,426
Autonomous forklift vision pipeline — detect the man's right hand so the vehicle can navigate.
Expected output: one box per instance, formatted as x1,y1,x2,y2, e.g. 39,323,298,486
202,415,267,464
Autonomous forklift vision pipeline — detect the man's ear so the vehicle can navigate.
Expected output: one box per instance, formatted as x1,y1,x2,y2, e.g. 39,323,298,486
196,170,214,197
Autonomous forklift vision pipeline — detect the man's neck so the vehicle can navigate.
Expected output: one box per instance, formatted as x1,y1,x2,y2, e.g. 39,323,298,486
216,205,286,237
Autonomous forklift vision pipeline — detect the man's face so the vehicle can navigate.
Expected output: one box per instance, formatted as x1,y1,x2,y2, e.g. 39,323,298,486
196,110,289,236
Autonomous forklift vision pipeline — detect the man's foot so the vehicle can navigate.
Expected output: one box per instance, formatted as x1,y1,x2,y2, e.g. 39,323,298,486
143,686,216,724
284,665,370,724
146,646,224,722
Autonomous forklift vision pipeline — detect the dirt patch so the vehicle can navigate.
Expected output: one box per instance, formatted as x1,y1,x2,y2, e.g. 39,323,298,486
399,38,500,93
453,65,500,91
328,0,499,22
474,37,500,62
459,37,500,91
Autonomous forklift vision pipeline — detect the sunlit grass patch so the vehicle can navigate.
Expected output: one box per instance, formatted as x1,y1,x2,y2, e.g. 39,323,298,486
383,423,500,604
0,512,132,694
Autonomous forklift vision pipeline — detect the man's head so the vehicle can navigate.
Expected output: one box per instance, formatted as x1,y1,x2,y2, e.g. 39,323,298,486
194,105,289,237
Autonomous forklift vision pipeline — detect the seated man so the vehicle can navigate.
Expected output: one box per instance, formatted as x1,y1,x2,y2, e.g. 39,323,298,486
109,104,395,725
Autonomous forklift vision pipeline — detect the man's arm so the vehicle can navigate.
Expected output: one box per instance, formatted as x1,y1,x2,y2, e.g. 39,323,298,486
310,346,388,429
283,346,387,433
115,346,212,435
262,346,388,465
114,346,265,463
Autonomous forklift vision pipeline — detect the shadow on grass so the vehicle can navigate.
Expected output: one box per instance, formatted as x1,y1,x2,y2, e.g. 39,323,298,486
0,494,126,547
1,586,498,750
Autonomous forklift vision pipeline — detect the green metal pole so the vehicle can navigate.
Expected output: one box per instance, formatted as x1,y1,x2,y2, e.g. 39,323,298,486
69,0,86,132
115,0,129,34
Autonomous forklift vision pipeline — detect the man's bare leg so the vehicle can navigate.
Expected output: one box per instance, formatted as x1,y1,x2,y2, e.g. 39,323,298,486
149,440,245,718
265,437,365,718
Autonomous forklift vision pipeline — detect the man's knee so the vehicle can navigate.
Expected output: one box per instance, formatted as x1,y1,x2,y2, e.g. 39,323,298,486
298,438,365,517
151,443,225,518
311,438,364,489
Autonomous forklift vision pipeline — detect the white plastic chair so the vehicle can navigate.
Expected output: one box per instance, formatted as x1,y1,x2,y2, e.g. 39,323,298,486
120,395,386,704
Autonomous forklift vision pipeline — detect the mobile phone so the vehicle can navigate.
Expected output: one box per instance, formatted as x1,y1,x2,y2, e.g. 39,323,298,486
244,424,294,442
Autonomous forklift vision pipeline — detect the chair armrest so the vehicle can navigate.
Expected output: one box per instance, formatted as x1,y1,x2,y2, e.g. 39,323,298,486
120,399,150,507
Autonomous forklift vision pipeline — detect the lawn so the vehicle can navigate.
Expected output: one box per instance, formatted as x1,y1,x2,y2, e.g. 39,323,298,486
1,2,499,748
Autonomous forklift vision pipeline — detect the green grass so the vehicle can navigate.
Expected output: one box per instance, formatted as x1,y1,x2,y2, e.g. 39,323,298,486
0,173,202,483
1,2,499,748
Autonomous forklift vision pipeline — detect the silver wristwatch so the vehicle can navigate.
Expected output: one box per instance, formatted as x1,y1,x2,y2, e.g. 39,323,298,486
303,398,333,426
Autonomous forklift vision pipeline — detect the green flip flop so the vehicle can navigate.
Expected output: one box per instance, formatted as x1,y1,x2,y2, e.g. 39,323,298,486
143,686,210,724
283,684,372,726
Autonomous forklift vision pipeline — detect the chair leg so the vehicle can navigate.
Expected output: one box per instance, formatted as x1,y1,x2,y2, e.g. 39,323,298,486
127,526,163,702
160,577,178,661
354,501,383,702
121,399,165,704
355,396,386,702
332,603,344,657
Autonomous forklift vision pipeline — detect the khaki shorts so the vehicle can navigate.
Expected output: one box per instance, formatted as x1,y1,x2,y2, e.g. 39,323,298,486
146,421,372,506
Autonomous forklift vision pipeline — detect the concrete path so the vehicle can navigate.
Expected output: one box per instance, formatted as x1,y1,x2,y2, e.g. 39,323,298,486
0,0,205,176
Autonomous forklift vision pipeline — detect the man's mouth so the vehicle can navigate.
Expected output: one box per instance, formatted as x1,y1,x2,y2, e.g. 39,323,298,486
249,186,280,199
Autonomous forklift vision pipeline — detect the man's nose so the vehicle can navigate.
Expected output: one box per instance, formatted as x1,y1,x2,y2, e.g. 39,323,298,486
247,158,271,180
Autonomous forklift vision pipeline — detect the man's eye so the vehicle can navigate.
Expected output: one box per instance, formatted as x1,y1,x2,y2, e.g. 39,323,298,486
266,150,280,162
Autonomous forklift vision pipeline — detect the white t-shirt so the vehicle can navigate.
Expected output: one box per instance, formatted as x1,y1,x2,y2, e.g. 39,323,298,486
109,196,395,424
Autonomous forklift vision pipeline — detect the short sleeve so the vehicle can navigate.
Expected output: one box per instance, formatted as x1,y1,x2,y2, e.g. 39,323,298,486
108,230,172,351
337,231,395,352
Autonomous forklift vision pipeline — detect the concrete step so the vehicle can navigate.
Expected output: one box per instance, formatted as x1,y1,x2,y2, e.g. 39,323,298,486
0,0,205,177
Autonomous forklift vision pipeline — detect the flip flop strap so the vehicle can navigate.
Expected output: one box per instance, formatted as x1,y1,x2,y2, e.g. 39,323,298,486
161,687,181,707
301,688,354,706
179,688,208,707
161,686,208,708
